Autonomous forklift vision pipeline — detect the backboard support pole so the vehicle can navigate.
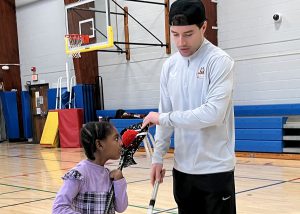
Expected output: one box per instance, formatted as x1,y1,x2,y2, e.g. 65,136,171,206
124,6,130,60
165,0,171,54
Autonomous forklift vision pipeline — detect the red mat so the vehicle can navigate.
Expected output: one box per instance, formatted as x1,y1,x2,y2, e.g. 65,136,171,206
57,109,84,148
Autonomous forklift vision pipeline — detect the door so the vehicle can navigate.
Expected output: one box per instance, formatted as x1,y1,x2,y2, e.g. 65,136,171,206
29,84,49,144
203,0,218,46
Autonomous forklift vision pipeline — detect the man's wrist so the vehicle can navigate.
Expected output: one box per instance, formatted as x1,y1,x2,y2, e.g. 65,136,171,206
159,112,168,126
152,152,163,164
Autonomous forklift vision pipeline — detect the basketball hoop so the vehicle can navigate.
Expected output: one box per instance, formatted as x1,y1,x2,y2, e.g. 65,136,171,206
65,34,89,58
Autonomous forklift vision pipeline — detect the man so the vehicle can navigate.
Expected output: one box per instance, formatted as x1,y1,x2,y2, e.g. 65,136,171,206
142,0,236,213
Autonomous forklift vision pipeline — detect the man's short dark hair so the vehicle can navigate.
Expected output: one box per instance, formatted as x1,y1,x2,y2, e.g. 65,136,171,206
169,0,206,26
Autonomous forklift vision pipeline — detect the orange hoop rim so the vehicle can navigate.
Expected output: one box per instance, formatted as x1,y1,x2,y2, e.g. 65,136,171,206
65,34,89,44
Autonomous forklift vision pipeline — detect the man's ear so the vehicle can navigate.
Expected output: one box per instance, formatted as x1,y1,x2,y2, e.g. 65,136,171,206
202,21,207,32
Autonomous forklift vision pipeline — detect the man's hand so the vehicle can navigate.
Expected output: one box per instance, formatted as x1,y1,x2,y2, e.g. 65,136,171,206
142,112,160,129
150,163,166,186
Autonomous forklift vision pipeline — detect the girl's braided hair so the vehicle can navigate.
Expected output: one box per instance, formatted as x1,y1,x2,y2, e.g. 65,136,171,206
80,121,114,160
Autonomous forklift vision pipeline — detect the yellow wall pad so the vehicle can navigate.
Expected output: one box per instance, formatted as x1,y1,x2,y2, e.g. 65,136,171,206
40,111,59,147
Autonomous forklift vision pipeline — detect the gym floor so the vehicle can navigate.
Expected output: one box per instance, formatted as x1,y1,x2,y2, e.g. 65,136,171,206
0,142,299,213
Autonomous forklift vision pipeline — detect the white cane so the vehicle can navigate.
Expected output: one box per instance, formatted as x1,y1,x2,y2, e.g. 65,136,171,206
147,180,160,214
145,130,160,214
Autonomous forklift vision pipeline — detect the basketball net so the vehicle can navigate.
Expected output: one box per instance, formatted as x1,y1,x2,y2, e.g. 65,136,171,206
65,34,89,58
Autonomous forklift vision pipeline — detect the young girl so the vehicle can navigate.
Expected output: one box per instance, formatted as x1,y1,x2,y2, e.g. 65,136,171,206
52,121,128,213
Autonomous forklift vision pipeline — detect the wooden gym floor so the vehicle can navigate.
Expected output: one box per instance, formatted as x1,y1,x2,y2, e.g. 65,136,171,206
0,141,299,214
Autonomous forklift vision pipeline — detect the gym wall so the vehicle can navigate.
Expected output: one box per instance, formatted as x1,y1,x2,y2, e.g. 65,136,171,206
218,0,300,105
14,0,300,110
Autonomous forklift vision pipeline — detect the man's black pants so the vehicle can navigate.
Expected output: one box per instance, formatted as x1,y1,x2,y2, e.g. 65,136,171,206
173,168,236,214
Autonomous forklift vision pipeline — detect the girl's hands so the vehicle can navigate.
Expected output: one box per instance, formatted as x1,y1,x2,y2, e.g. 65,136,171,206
110,169,124,180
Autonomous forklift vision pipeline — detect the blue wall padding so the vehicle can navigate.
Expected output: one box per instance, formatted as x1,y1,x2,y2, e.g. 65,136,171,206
234,104,300,116
87,85,94,122
83,85,88,121
61,91,70,108
48,88,57,110
0,91,20,139
21,91,32,138
235,129,283,141
73,84,95,123
74,85,84,109
96,108,158,119
235,116,286,153
234,105,297,153
48,87,68,110
110,119,144,128
235,140,283,152
96,110,117,118
235,117,287,129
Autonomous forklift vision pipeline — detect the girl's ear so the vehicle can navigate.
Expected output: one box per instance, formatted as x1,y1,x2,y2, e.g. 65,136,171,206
95,139,104,150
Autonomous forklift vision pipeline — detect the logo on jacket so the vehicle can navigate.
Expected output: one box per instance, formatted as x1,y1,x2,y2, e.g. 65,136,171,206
196,67,205,78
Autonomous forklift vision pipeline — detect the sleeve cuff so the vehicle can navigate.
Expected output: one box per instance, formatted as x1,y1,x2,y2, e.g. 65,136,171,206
113,178,126,187
159,112,172,127
151,152,163,164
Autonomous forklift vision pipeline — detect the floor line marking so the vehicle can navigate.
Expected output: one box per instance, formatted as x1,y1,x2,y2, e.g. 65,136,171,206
236,177,300,194
0,197,55,209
